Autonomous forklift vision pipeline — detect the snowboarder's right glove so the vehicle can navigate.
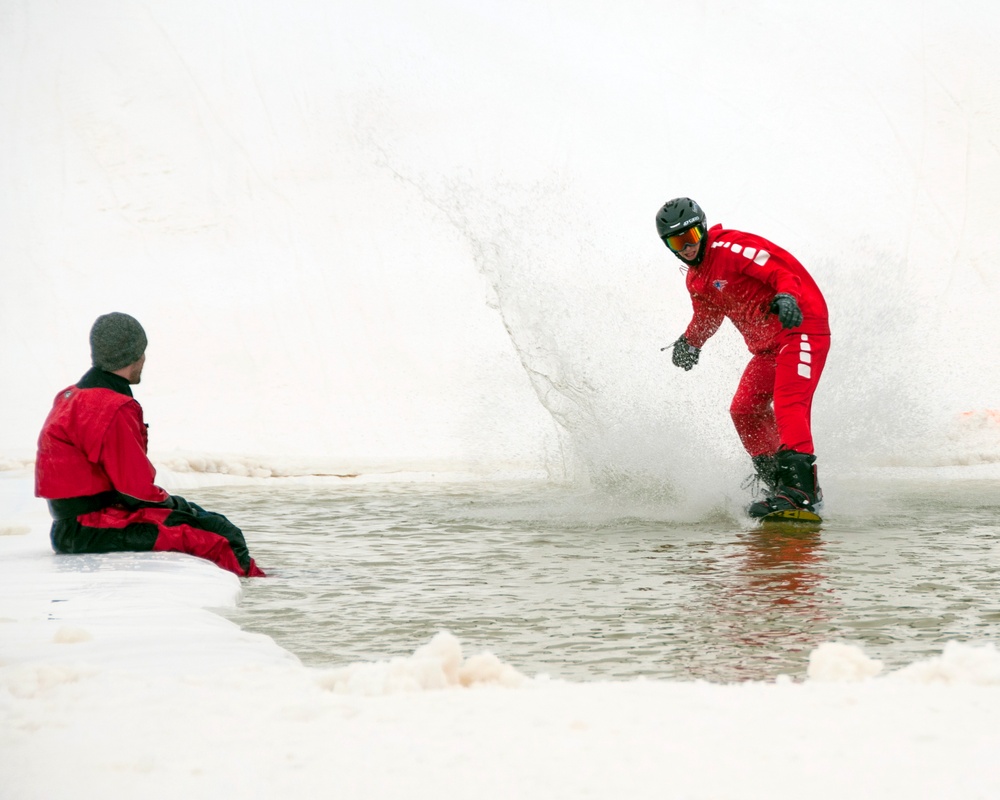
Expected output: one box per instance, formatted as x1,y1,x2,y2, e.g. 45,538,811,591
770,293,803,329
670,336,700,371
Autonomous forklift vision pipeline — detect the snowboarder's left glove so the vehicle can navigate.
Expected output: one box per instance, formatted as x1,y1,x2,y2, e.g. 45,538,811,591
770,293,803,329
165,494,196,514
670,335,700,370
165,494,207,516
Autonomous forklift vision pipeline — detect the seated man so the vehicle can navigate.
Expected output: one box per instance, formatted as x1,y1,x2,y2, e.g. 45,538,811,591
35,312,265,577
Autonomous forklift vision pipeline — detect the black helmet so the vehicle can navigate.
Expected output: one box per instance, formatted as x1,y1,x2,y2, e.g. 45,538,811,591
655,197,708,266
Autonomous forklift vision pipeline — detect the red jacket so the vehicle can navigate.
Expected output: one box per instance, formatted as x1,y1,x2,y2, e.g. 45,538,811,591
35,369,170,504
683,224,829,354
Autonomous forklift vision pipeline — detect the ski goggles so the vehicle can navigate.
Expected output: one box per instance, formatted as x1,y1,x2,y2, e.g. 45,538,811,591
662,225,705,253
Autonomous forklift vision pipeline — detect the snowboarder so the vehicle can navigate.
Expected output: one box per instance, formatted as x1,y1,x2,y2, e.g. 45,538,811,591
655,198,830,518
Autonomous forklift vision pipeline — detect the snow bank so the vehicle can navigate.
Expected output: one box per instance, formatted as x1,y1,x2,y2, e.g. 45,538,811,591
314,631,528,695
808,640,1000,686
807,642,885,682
890,642,1000,686
5,617,1000,800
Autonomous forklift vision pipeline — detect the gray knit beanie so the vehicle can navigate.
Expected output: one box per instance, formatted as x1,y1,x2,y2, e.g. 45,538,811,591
90,312,148,371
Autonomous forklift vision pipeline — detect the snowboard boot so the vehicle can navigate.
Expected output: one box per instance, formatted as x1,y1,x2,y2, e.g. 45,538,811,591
747,449,822,518
741,453,779,498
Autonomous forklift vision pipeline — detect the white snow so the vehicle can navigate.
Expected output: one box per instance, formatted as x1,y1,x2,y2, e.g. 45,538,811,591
4,0,1000,796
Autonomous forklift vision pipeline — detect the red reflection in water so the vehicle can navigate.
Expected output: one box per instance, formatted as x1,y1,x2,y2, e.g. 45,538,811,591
740,528,827,608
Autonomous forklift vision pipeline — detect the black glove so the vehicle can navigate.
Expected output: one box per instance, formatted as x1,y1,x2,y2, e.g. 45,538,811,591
166,494,199,515
670,335,700,370
770,293,803,329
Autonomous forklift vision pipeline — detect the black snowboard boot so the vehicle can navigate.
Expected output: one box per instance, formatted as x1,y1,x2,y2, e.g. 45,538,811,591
747,450,822,518
742,453,779,497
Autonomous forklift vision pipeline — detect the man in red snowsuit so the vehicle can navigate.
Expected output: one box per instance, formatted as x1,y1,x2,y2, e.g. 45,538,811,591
655,198,830,517
35,312,265,577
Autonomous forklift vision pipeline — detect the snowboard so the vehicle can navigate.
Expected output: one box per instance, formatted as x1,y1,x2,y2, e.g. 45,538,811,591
758,507,822,526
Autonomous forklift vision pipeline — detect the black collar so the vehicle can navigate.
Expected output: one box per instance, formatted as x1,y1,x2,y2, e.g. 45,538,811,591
77,367,134,398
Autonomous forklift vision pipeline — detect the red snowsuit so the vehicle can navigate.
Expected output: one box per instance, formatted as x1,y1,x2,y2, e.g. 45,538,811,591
35,368,264,577
682,224,830,456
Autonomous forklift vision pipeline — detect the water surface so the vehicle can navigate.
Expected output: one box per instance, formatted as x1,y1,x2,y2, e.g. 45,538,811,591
206,479,1000,682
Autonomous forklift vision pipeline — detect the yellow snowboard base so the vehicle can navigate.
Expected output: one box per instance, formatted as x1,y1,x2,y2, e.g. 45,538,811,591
759,507,823,526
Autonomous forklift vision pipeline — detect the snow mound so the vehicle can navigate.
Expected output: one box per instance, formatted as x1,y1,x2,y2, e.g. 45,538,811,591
52,626,93,644
889,642,1000,686
805,641,1000,685
314,631,529,695
807,642,884,682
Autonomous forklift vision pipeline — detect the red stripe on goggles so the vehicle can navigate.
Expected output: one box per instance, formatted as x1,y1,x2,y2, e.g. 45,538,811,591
663,225,705,253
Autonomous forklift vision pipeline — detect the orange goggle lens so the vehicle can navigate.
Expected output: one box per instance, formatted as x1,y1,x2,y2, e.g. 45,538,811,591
664,226,704,252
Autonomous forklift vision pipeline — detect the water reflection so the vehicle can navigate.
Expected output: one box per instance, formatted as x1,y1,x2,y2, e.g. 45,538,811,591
673,527,837,682
738,528,827,611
